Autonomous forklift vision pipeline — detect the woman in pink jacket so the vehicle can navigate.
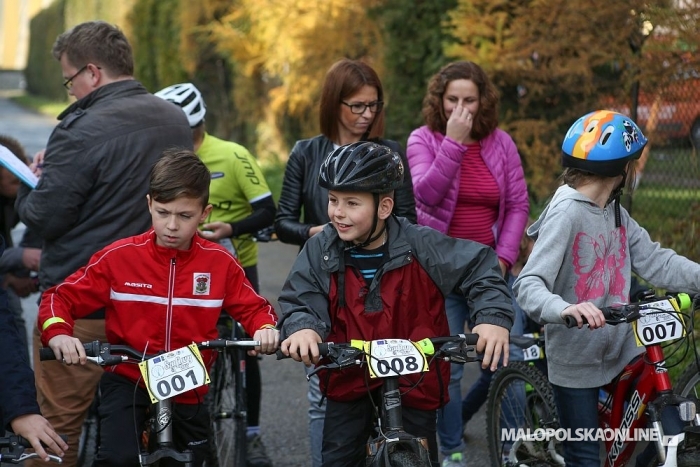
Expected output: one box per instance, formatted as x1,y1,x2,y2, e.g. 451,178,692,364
406,60,529,467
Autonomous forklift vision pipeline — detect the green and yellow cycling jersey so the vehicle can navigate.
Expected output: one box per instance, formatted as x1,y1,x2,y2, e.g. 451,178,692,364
198,133,272,267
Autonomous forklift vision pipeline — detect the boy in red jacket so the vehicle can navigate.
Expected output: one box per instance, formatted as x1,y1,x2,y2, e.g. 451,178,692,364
38,149,278,467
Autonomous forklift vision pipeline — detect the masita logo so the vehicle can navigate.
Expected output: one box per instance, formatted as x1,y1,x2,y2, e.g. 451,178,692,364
124,282,153,288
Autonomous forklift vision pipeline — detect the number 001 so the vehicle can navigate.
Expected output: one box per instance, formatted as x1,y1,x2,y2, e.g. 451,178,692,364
155,369,199,398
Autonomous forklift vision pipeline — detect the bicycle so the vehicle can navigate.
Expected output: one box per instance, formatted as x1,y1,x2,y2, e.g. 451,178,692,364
206,314,252,467
0,434,63,464
39,338,259,467
485,332,562,466
486,292,700,467
279,333,480,467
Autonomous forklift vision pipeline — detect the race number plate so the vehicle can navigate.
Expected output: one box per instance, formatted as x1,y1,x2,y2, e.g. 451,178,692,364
632,299,686,346
138,344,210,403
521,333,544,361
365,339,428,379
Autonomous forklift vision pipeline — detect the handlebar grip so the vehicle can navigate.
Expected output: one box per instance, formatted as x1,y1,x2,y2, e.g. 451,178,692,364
39,347,58,361
318,342,330,356
564,316,580,328
275,349,289,360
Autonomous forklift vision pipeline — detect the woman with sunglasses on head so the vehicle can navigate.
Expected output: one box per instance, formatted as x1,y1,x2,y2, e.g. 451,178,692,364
274,58,416,467
407,60,529,467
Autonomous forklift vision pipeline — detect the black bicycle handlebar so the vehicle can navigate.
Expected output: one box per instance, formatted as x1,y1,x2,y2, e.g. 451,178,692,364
276,334,480,361
563,293,693,328
39,339,261,364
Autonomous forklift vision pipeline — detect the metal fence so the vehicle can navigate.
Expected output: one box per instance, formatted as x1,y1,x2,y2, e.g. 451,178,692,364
622,76,700,262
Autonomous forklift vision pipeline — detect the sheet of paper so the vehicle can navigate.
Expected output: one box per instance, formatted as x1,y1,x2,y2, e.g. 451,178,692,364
0,144,38,189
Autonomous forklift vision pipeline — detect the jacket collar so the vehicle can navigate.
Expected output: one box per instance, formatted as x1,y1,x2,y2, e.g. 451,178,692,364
58,79,145,120
146,229,201,263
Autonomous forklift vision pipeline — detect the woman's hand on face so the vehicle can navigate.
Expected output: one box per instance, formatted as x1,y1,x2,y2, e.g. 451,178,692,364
445,103,473,144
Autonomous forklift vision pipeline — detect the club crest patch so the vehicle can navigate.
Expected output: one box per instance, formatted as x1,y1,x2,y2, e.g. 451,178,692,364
193,273,211,295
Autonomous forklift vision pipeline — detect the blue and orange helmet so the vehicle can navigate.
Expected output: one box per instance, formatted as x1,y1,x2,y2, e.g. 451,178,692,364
562,110,647,177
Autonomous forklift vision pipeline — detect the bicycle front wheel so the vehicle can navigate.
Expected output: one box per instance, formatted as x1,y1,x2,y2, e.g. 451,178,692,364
486,361,564,467
675,360,700,399
207,349,247,467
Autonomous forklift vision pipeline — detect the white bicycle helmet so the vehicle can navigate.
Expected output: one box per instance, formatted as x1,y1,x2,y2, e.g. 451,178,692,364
154,83,206,128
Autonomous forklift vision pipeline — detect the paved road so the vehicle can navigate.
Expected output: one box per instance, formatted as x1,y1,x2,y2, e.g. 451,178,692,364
0,93,491,467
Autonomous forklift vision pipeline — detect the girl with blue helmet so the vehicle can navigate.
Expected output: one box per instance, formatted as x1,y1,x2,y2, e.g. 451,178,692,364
514,110,700,466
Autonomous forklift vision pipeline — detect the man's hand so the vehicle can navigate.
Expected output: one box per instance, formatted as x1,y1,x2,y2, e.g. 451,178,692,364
4,274,38,298
472,323,510,371
199,222,233,241
48,335,86,365
30,149,46,177
10,414,68,462
250,327,280,356
280,329,322,366
22,248,42,271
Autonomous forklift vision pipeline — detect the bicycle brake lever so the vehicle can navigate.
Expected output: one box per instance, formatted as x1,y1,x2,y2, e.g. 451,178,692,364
439,343,478,363
306,363,335,379
17,453,63,463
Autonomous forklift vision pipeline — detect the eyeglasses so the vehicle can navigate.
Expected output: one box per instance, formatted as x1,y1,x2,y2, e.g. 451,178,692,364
63,65,100,90
341,100,384,115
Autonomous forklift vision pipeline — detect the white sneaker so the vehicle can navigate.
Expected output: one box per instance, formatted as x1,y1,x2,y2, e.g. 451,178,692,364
442,452,467,467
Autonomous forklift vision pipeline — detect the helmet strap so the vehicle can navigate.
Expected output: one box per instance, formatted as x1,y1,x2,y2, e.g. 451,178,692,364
606,170,627,228
349,193,385,249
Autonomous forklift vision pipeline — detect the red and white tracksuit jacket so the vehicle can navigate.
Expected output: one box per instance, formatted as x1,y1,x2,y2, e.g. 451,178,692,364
38,229,277,403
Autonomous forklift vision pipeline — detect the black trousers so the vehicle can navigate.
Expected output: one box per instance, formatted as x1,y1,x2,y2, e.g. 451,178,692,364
322,396,439,467
94,372,210,467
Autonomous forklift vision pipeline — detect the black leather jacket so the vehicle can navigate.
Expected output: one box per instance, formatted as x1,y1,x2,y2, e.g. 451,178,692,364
275,135,417,246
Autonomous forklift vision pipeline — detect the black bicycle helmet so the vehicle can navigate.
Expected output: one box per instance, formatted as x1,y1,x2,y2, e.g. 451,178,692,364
319,142,404,193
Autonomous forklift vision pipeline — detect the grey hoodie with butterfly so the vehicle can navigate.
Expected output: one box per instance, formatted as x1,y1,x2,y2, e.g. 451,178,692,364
513,184,700,388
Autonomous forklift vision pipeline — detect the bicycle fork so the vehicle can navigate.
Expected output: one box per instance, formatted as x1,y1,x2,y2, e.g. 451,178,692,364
139,399,194,467
365,377,431,465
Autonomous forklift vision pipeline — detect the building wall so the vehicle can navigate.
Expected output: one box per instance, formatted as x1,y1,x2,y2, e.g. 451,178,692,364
0,0,53,70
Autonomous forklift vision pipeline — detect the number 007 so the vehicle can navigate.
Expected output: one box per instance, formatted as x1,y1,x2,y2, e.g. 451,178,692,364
642,322,676,342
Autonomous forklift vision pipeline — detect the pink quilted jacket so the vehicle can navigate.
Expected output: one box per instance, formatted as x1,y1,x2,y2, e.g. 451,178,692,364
406,126,529,267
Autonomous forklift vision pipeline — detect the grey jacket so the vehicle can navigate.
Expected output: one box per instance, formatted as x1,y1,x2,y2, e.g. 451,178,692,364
16,80,192,290
514,185,700,387
274,135,417,247
278,216,514,340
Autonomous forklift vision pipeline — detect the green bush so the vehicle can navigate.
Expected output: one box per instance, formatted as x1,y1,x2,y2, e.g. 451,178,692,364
25,0,68,102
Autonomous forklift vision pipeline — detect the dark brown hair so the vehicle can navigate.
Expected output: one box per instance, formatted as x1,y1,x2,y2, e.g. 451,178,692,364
319,59,385,142
149,148,210,207
0,135,29,164
53,21,134,77
422,61,499,140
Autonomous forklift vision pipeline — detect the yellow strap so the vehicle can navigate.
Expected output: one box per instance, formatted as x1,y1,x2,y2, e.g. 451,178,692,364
41,317,67,331
259,324,277,330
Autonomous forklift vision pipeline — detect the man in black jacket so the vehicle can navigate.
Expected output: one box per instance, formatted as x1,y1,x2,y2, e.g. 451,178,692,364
0,236,67,462
15,21,192,467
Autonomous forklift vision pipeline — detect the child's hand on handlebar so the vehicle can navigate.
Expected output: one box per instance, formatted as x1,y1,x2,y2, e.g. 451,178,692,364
9,414,68,461
251,327,280,356
48,334,87,365
561,302,606,329
280,329,322,366
471,323,509,371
